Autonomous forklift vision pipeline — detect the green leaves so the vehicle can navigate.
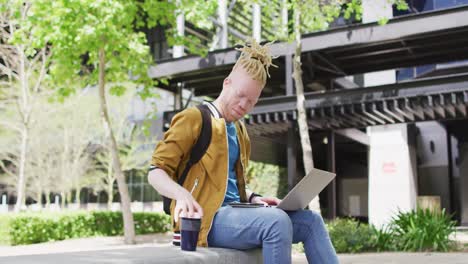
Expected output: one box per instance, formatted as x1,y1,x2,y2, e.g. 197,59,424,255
395,0,409,11
378,17,389,25
327,208,457,253
57,87,76,101
390,208,457,252
328,218,376,253
1,211,170,245
344,0,363,21
109,85,126,96
17,0,161,100
246,161,287,198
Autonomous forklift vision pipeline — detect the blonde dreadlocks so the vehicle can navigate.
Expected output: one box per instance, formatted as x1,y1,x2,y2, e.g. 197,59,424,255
232,38,277,87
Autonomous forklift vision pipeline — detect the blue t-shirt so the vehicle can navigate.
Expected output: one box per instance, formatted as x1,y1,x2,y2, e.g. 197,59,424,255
222,122,241,206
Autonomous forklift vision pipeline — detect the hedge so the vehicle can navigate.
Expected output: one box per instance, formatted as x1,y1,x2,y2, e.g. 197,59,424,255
0,211,171,245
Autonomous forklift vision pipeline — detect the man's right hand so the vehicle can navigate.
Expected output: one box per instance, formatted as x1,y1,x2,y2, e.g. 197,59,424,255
148,169,204,222
173,190,204,223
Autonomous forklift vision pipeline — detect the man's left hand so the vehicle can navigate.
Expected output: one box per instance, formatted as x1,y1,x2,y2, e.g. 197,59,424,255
251,196,281,206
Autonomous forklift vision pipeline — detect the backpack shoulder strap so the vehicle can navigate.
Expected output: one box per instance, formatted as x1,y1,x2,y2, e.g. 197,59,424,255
177,104,212,186
237,119,246,134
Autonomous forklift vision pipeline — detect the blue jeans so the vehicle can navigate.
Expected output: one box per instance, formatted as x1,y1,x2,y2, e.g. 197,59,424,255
207,206,338,264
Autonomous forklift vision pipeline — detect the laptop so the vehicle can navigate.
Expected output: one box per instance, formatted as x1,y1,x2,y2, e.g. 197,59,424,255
276,168,336,211
230,168,336,210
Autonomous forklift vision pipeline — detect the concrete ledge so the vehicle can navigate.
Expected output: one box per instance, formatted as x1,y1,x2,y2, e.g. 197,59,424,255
1,245,263,264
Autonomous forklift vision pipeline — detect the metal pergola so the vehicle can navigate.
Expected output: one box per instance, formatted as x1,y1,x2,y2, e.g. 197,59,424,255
247,73,468,136
149,5,468,97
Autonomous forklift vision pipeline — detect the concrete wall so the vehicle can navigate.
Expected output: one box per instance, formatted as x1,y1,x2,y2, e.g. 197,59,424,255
450,135,461,220
415,122,451,212
337,160,368,217
460,142,468,225
339,178,369,217
367,124,418,228
362,0,396,87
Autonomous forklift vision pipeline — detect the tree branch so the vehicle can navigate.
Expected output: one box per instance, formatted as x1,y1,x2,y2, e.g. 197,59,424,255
0,63,18,80
33,48,49,93
0,160,17,178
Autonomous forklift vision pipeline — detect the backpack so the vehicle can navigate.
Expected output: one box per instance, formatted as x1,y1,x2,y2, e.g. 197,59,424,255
162,104,212,215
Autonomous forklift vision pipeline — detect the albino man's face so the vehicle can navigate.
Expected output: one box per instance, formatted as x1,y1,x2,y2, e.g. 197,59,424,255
222,66,264,122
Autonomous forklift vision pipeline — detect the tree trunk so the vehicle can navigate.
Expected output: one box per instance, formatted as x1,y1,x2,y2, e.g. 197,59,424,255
75,188,81,206
60,191,66,208
45,190,50,208
98,48,135,244
107,157,114,209
66,191,72,205
36,188,42,210
62,127,69,204
107,189,114,210
14,45,30,213
293,7,321,214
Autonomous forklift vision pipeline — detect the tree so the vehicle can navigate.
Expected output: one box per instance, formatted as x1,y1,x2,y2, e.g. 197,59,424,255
93,89,154,209
0,0,52,212
0,91,101,209
95,133,154,209
50,92,102,208
18,0,218,244
0,0,50,212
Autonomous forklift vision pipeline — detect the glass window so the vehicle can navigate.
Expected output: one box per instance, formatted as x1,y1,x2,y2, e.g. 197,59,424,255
434,0,468,9
416,64,436,77
394,0,433,16
396,67,415,81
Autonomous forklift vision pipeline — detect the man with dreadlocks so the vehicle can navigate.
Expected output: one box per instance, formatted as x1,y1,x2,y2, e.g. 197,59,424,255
148,39,338,264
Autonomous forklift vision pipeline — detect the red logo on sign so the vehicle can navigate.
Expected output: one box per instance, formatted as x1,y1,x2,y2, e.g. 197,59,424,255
382,162,397,173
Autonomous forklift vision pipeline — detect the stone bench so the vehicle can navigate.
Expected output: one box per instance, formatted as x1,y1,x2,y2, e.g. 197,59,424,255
1,245,263,264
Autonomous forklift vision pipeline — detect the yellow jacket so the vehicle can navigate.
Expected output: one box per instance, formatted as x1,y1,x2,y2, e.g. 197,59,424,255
151,105,250,247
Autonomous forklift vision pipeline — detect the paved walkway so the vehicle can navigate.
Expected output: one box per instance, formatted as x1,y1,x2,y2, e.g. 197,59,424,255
0,233,467,264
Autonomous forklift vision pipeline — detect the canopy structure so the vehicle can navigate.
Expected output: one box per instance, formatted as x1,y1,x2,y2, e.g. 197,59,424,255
150,6,468,97
153,6,468,166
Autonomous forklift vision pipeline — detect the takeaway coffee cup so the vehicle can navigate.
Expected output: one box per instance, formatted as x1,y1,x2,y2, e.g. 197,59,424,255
180,213,202,251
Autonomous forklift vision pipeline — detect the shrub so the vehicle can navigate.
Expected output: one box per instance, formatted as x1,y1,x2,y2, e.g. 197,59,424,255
0,215,13,245
245,161,288,198
92,211,171,236
93,211,125,236
327,209,457,253
327,218,376,253
1,211,170,245
371,225,397,252
390,208,456,252
134,212,171,235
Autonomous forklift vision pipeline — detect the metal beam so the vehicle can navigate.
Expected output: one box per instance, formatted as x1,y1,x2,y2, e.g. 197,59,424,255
242,74,468,134
313,52,346,76
309,6,468,54
173,5,185,58
251,73,468,115
218,0,228,49
382,100,404,122
334,77,359,89
326,131,337,220
149,6,468,79
252,3,261,42
335,128,370,146
344,45,468,73
285,54,294,95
